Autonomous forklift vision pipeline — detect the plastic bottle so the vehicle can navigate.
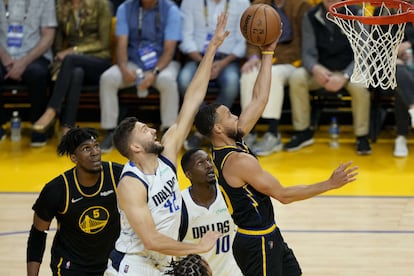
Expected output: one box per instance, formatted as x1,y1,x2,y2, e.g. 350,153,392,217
406,48,414,70
135,68,149,98
10,111,21,142
329,116,339,148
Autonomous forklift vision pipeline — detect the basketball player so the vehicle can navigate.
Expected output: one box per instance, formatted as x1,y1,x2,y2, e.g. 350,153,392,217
26,127,123,276
103,14,228,275
179,148,242,275
193,33,359,275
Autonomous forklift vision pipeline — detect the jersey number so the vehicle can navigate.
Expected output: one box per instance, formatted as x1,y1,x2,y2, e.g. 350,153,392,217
164,191,180,213
215,234,230,254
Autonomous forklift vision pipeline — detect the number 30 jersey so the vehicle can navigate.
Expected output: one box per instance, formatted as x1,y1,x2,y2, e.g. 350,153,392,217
179,184,242,276
115,155,181,266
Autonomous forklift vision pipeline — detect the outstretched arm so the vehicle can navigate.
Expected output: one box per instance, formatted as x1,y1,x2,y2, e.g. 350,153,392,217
161,13,230,163
237,36,280,136
224,152,358,204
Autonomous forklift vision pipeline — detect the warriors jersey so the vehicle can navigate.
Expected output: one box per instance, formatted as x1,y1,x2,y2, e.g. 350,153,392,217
179,185,243,276
115,155,181,268
32,161,123,274
212,141,275,229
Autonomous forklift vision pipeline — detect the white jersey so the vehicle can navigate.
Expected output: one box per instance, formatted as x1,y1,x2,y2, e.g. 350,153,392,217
179,184,243,276
115,155,181,268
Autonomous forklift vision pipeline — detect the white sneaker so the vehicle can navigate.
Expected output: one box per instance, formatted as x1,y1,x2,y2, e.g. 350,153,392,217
393,136,408,157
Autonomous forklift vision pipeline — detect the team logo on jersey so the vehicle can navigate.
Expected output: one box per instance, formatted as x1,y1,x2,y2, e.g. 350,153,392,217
78,206,109,234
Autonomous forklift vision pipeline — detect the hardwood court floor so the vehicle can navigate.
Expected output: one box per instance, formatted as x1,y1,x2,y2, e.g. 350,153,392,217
1,123,414,275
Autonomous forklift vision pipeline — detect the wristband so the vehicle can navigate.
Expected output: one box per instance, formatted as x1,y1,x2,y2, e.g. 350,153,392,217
261,51,274,55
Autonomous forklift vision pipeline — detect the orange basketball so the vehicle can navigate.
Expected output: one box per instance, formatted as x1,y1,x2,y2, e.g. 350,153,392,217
240,4,282,47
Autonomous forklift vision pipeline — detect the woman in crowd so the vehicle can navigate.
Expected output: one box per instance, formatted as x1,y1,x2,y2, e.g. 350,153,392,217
33,0,113,136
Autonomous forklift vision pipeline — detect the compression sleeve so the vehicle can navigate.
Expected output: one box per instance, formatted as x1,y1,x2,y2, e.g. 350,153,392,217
27,225,47,263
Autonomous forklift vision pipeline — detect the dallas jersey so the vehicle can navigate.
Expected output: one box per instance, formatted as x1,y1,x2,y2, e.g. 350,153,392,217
115,155,181,267
179,184,243,276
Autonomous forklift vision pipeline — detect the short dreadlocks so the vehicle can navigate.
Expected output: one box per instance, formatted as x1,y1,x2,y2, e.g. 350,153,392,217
165,254,211,276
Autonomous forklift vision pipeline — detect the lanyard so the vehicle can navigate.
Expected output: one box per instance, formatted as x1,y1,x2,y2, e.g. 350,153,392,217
4,0,30,21
138,1,160,39
203,0,229,28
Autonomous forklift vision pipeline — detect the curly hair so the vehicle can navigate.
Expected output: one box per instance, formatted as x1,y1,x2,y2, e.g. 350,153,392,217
57,127,98,156
165,254,211,276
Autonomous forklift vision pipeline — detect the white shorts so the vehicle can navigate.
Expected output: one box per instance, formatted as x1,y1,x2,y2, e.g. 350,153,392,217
104,252,169,276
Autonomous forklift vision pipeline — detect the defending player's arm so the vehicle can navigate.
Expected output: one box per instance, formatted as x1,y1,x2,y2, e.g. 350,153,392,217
223,152,358,204
26,214,52,276
117,176,221,255
161,13,229,160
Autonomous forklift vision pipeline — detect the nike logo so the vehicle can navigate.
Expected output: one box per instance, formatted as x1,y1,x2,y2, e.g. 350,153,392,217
71,197,83,203
100,190,114,197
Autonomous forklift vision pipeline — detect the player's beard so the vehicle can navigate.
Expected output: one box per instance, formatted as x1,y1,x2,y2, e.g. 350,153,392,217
144,141,164,155
225,126,243,142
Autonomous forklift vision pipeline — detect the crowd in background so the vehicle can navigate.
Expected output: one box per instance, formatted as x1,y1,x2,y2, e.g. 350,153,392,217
1,0,413,157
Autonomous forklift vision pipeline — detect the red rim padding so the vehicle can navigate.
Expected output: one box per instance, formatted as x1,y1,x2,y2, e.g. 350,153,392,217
328,0,414,24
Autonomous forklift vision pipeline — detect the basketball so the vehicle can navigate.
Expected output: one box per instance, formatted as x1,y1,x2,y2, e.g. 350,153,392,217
240,4,282,47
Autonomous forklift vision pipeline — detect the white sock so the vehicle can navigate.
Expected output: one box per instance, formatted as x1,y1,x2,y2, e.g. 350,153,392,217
409,108,414,128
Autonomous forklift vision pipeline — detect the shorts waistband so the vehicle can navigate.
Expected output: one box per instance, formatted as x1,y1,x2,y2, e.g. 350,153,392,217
237,223,277,236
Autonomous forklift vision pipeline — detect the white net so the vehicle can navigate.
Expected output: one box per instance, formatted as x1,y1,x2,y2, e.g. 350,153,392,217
327,2,407,90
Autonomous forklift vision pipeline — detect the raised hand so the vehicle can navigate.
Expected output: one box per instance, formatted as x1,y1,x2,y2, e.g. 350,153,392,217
210,13,230,49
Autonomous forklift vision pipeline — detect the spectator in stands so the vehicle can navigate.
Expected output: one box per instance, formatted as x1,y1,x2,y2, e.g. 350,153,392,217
32,0,113,138
99,0,182,153
179,0,250,150
240,0,311,156
0,0,56,146
285,0,372,155
392,18,414,157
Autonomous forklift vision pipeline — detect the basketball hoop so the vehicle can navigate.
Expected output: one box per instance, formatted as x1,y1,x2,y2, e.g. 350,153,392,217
327,0,414,90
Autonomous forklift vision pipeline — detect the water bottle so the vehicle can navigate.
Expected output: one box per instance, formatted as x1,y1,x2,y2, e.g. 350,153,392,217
10,111,21,142
406,48,414,70
135,68,148,98
329,116,339,148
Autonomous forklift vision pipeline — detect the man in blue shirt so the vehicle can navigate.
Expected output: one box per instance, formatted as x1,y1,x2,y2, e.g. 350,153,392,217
99,0,182,152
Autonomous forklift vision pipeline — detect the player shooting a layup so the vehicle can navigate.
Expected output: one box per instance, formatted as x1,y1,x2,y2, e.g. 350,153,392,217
194,27,359,276
104,14,229,275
